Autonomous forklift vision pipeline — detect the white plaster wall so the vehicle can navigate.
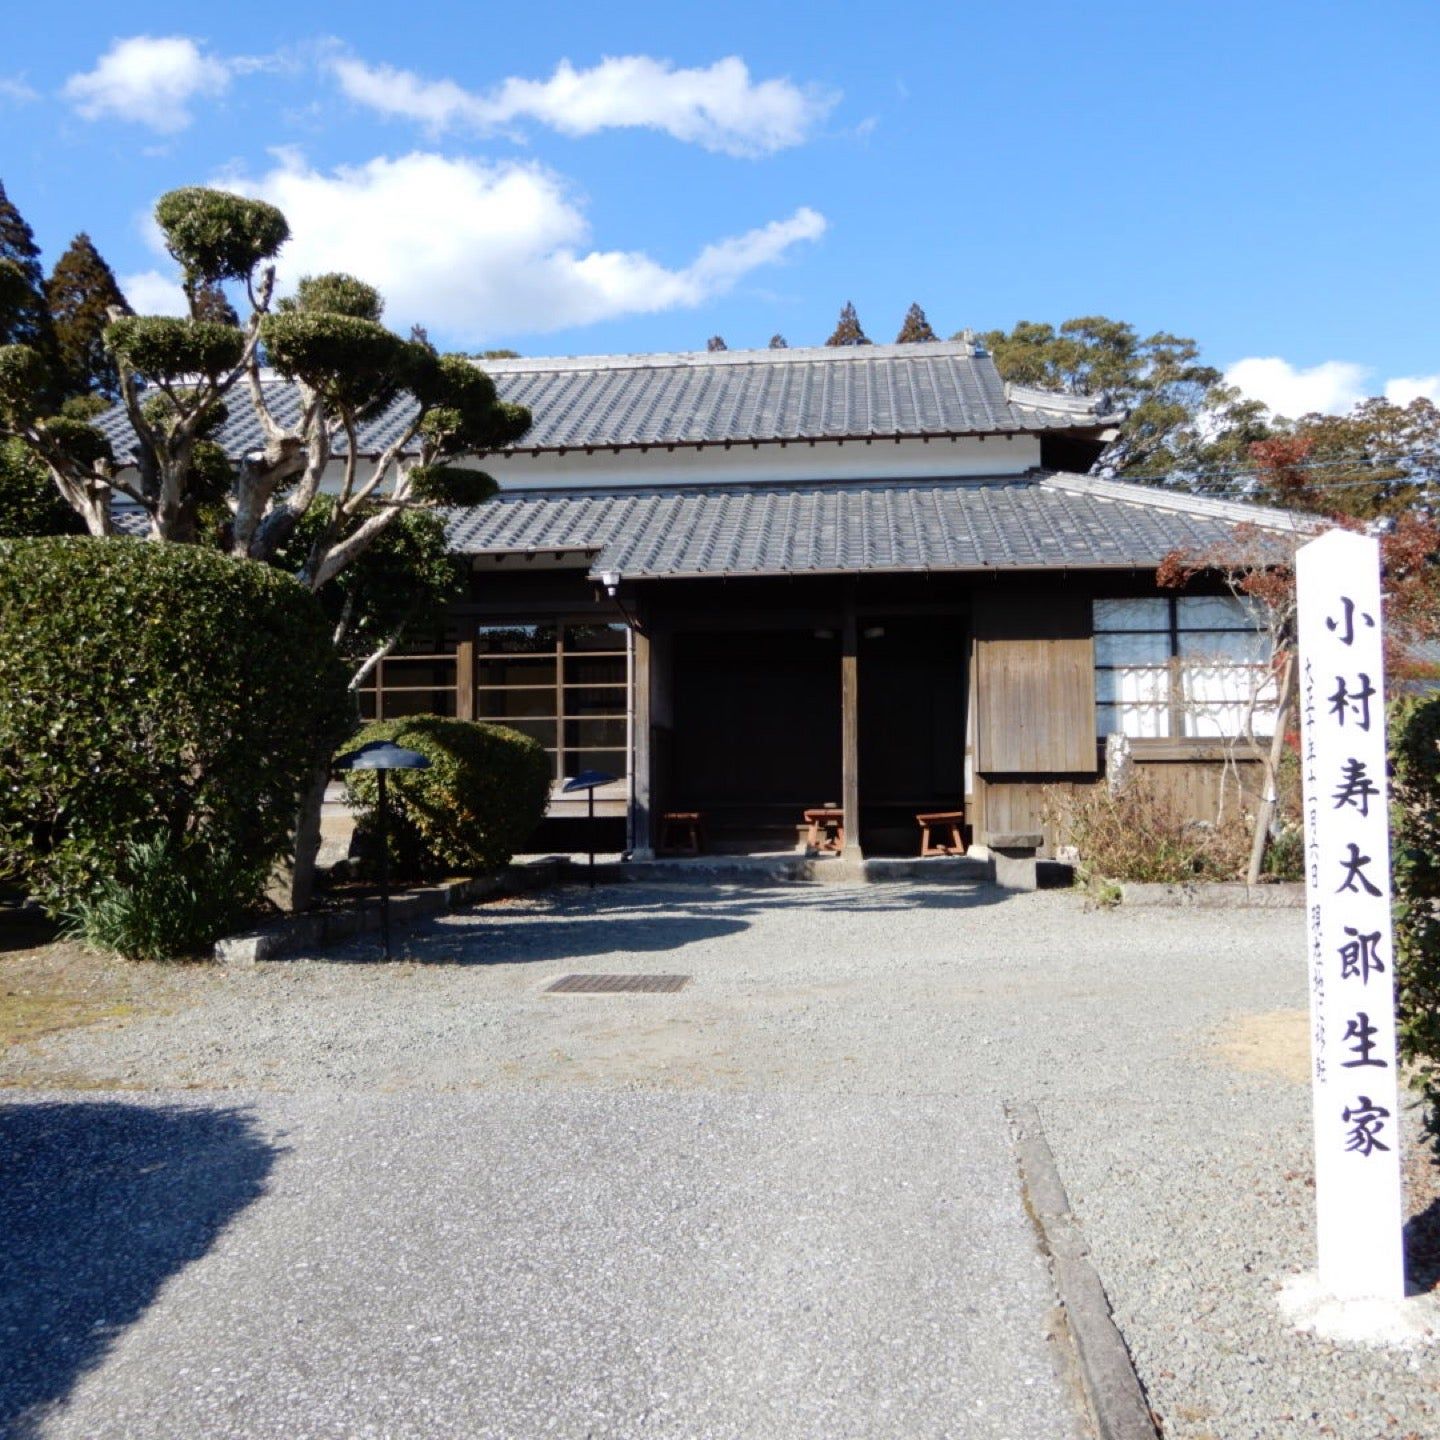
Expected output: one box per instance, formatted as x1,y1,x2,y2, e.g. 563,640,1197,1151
485,434,1041,489
328,433,1041,497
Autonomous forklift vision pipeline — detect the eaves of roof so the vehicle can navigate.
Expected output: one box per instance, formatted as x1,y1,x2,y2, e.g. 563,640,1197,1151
444,472,1313,583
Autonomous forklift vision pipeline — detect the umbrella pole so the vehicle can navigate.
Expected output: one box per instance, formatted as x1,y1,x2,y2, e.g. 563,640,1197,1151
378,768,391,958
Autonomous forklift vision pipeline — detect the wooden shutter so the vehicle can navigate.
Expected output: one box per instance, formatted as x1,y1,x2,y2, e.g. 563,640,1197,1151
974,590,1095,773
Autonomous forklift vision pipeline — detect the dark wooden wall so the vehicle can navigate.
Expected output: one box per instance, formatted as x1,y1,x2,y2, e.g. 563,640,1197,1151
858,617,965,809
671,630,842,809
454,567,1260,856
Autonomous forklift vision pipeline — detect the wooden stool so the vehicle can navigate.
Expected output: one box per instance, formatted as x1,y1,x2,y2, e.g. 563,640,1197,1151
659,811,705,855
916,810,965,857
803,807,845,854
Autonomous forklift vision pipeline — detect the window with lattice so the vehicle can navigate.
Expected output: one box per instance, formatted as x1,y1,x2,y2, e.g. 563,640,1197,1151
1094,596,1276,740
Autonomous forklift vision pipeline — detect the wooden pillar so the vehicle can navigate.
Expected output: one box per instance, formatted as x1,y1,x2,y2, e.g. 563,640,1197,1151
966,628,983,842
841,590,863,867
455,637,475,722
631,625,654,857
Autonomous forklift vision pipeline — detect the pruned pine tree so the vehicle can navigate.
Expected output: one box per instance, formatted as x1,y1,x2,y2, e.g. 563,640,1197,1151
0,186,534,906
825,301,870,347
706,335,727,351
45,233,132,399
0,187,529,568
246,268,529,588
894,302,939,343
249,265,527,901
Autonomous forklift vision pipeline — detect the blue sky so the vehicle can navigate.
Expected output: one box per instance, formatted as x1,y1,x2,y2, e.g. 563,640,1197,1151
2,0,1437,415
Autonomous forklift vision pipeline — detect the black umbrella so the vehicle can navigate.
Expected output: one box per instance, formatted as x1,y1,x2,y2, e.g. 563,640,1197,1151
334,740,431,958
562,769,617,887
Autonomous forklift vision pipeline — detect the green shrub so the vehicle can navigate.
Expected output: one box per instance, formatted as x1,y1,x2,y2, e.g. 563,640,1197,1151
0,537,351,952
342,716,551,880
1054,775,1251,888
65,833,266,962
1261,820,1305,880
1389,695,1440,1133
1253,742,1306,881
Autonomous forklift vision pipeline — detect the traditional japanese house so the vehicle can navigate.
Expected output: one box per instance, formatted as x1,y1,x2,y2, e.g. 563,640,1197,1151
107,338,1306,863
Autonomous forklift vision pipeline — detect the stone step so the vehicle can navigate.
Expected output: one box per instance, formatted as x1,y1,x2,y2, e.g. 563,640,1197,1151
583,853,998,887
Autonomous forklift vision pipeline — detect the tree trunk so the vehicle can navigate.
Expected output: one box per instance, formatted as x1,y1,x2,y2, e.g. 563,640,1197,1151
1246,652,1298,886
79,492,113,536
287,760,333,913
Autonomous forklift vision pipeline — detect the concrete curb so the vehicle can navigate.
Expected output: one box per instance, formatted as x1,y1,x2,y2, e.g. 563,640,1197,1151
1008,1102,1159,1440
213,859,565,964
1118,881,1304,908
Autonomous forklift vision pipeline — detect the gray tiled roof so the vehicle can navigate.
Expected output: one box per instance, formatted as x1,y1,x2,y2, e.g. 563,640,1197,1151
94,341,1120,460
445,474,1310,580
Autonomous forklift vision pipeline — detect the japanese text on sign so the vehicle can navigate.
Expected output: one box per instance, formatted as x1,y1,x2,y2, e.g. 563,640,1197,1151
1296,529,1404,1301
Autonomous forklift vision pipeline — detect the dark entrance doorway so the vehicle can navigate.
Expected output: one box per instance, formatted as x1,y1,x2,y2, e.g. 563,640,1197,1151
858,617,967,854
671,629,841,849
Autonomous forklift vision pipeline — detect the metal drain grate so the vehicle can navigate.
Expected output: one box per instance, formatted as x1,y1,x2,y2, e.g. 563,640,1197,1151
546,973,690,994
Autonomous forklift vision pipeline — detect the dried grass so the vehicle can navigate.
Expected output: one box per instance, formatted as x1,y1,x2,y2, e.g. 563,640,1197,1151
1051,775,1252,888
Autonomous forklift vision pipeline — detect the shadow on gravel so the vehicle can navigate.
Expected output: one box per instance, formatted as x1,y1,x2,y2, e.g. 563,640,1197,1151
0,1100,277,1437
351,912,753,966
529,881,1016,923
1405,1193,1440,1294
0,897,58,954
317,880,1015,965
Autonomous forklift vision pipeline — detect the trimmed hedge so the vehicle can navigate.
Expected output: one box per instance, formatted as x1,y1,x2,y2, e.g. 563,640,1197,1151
0,537,351,946
1389,694,1440,1132
342,716,551,880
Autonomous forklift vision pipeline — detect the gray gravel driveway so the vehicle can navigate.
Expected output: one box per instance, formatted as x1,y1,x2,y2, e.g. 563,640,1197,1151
4,879,1437,1438
3,1089,1070,1440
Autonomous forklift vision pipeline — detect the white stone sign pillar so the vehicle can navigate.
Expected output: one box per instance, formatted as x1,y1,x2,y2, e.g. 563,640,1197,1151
1296,528,1404,1301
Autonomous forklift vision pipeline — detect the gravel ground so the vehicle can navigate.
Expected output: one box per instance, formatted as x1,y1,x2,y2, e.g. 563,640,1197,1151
3,879,1438,1438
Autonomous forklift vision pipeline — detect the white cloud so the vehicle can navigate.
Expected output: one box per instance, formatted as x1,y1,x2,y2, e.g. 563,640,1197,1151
216,150,824,340
119,268,190,316
1226,356,1440,418
1223,357,1372,419
330,53,837,156
209,150,823,341
0,76,38,104
1385,374,1440,407
63,36,231,132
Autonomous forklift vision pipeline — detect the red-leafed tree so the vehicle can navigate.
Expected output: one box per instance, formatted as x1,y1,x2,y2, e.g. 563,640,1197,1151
1249,398,1440,520
1159,433,1440,880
